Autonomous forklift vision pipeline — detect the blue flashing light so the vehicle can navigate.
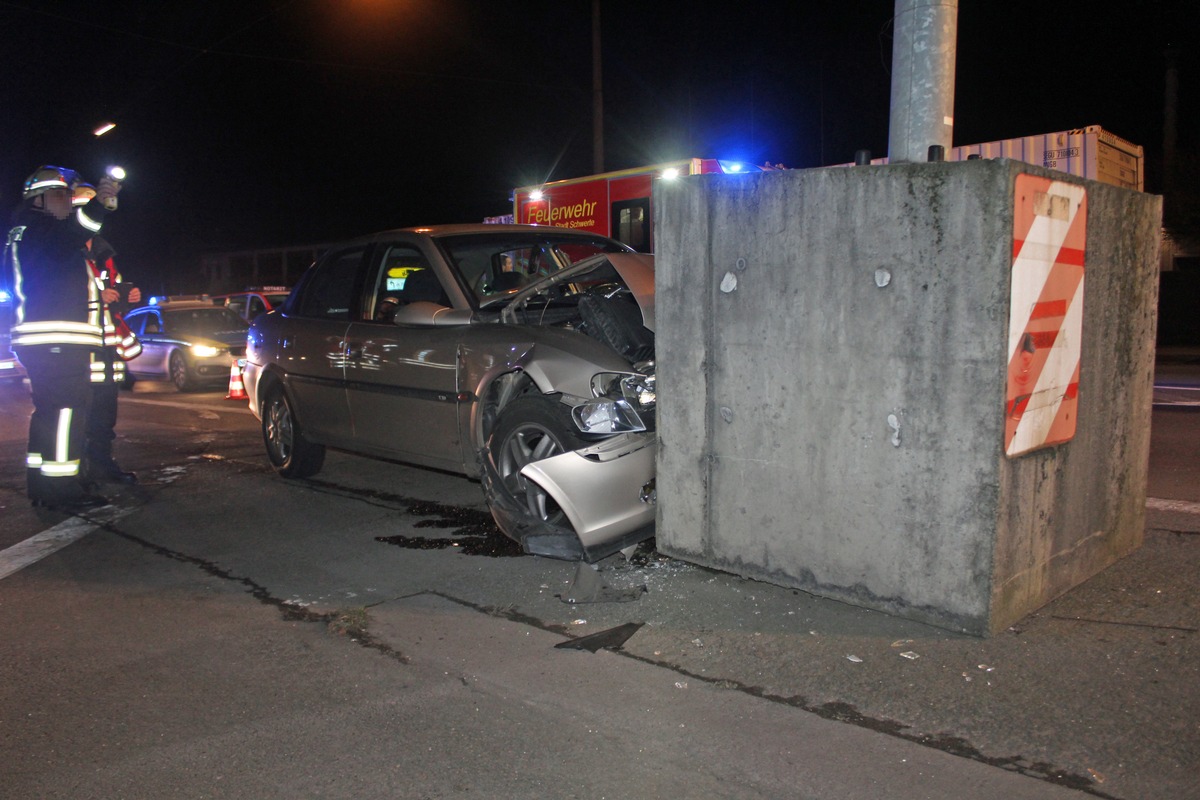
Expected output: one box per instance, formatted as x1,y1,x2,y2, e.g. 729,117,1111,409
0,289,11,304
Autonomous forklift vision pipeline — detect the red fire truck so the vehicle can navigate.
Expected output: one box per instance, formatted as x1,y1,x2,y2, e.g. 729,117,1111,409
512,158,772,251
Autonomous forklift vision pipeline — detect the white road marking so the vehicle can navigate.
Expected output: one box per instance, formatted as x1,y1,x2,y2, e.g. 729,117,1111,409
0,516,99,581
0,506,136,581
1146,497,1200,516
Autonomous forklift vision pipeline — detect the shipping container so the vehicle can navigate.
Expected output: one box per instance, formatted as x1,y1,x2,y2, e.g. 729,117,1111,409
950,125,1143,191
847,125,1144,191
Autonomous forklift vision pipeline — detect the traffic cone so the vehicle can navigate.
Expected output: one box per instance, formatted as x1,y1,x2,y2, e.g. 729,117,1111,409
226,361,247,400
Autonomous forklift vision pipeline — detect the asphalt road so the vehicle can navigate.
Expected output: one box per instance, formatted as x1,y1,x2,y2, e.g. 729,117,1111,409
0,376,1196,799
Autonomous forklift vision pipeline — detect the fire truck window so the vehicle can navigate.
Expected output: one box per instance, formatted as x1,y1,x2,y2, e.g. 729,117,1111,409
613,199,650,251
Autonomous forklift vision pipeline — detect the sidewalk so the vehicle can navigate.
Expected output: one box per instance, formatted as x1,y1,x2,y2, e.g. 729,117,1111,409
568,507,1200,799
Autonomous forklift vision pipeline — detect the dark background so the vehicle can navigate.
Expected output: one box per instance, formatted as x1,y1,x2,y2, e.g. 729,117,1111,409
1,0,1197,293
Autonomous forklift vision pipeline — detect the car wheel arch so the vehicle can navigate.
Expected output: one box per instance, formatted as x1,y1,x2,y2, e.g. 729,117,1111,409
253,367,289,418
474,369,540,454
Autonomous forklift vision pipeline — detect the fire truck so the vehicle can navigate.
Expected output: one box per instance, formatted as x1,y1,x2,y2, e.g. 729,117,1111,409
512,158,773,251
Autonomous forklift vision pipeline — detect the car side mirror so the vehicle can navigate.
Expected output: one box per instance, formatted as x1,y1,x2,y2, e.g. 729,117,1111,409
392,301,473,327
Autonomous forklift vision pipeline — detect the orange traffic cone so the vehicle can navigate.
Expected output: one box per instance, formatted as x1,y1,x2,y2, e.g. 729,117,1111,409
226,361,247,400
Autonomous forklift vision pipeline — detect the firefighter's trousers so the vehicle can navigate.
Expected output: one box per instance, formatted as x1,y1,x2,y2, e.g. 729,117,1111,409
17,345,93,501
86,350,121,464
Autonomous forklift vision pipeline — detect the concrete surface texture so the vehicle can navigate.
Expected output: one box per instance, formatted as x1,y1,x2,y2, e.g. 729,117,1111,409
654,159,1162,635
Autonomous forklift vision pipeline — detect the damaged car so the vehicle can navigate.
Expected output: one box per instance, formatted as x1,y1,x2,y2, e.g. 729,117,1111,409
242,224,657,562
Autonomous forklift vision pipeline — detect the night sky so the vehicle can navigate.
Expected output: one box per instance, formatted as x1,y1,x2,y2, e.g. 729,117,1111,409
1,0,1197,291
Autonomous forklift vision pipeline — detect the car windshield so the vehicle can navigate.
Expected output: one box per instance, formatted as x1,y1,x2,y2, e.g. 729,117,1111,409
164,307,249,335
436,232,629,305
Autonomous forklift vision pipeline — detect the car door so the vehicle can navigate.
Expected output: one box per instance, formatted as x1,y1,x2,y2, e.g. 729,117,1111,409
342,241,465,472
127,309,168,378
277,245,368,446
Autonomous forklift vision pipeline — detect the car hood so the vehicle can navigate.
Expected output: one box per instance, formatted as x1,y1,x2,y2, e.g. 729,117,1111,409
502,252,655,332
182,329,249,347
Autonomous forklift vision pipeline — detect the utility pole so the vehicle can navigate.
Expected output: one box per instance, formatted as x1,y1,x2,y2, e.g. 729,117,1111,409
592,0,604,174
888,0,958,163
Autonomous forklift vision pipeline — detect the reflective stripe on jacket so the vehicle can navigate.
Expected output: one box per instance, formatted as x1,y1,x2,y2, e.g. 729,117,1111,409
6,201,108,349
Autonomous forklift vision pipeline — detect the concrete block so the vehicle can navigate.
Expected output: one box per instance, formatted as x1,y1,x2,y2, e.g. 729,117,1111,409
654,159,1161,635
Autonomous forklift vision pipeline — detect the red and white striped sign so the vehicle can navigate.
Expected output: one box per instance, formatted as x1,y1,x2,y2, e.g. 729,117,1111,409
1005,174,1088,457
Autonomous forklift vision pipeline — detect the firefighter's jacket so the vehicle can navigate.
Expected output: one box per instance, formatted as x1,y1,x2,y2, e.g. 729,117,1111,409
86,236,141,384
6,200,108,350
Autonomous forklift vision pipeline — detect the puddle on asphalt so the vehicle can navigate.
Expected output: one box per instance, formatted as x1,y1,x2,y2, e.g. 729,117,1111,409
374,498,524,557
309,478,663,561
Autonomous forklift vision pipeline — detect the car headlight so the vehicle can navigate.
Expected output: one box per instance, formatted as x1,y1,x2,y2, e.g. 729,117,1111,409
191,344,222,358
573,398,646,434
572,371,656,434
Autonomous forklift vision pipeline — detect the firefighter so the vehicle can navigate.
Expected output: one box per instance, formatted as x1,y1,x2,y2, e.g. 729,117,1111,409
5,165,121,510
78,206,141,484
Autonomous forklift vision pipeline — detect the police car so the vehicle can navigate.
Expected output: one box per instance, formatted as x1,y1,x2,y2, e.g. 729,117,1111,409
0,286,26,384
212,287,291,323
123,298,248,391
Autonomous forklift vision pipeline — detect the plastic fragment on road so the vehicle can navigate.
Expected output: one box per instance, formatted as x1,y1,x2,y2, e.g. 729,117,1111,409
846,654,863,663
899,651,920,660
554,621,645,653
558,561,647,604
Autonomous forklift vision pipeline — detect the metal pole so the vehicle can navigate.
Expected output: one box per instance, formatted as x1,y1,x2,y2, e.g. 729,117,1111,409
1163,45,1178,197
887,0,958,164
592,0,604,174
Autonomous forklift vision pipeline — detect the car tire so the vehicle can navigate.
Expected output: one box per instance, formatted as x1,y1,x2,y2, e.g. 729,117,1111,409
169,350,194,392
262,385,325,478
489,396,587,526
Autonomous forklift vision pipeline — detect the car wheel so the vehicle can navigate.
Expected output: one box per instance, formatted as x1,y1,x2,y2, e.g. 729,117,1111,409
262,385,325,478
490,396,587,526
169,350,194,392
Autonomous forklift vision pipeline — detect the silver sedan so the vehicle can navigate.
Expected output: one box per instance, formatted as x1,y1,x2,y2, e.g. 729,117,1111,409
242,224,657,562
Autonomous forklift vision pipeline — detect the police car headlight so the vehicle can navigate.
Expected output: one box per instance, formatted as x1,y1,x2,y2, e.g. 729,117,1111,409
191,344,221,358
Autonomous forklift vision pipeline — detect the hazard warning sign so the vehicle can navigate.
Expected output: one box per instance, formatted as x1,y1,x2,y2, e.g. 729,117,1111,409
1005,174,1088,458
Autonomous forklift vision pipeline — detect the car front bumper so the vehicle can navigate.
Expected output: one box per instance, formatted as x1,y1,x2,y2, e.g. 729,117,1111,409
480,433,657,562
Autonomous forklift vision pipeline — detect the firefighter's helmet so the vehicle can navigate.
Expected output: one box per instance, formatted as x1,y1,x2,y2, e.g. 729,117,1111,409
22,165,80,200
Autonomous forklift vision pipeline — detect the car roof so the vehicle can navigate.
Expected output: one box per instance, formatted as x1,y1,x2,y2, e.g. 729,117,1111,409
339,223,622,244
213,287,290,298
139,300,220,310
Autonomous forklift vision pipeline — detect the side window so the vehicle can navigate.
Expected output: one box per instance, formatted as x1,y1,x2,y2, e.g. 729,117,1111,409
248,297,266,318
366,244,446,322
143,313,161,334
296,247,367,320
613,199,650,252
125,313,145,335
226,297,248,319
